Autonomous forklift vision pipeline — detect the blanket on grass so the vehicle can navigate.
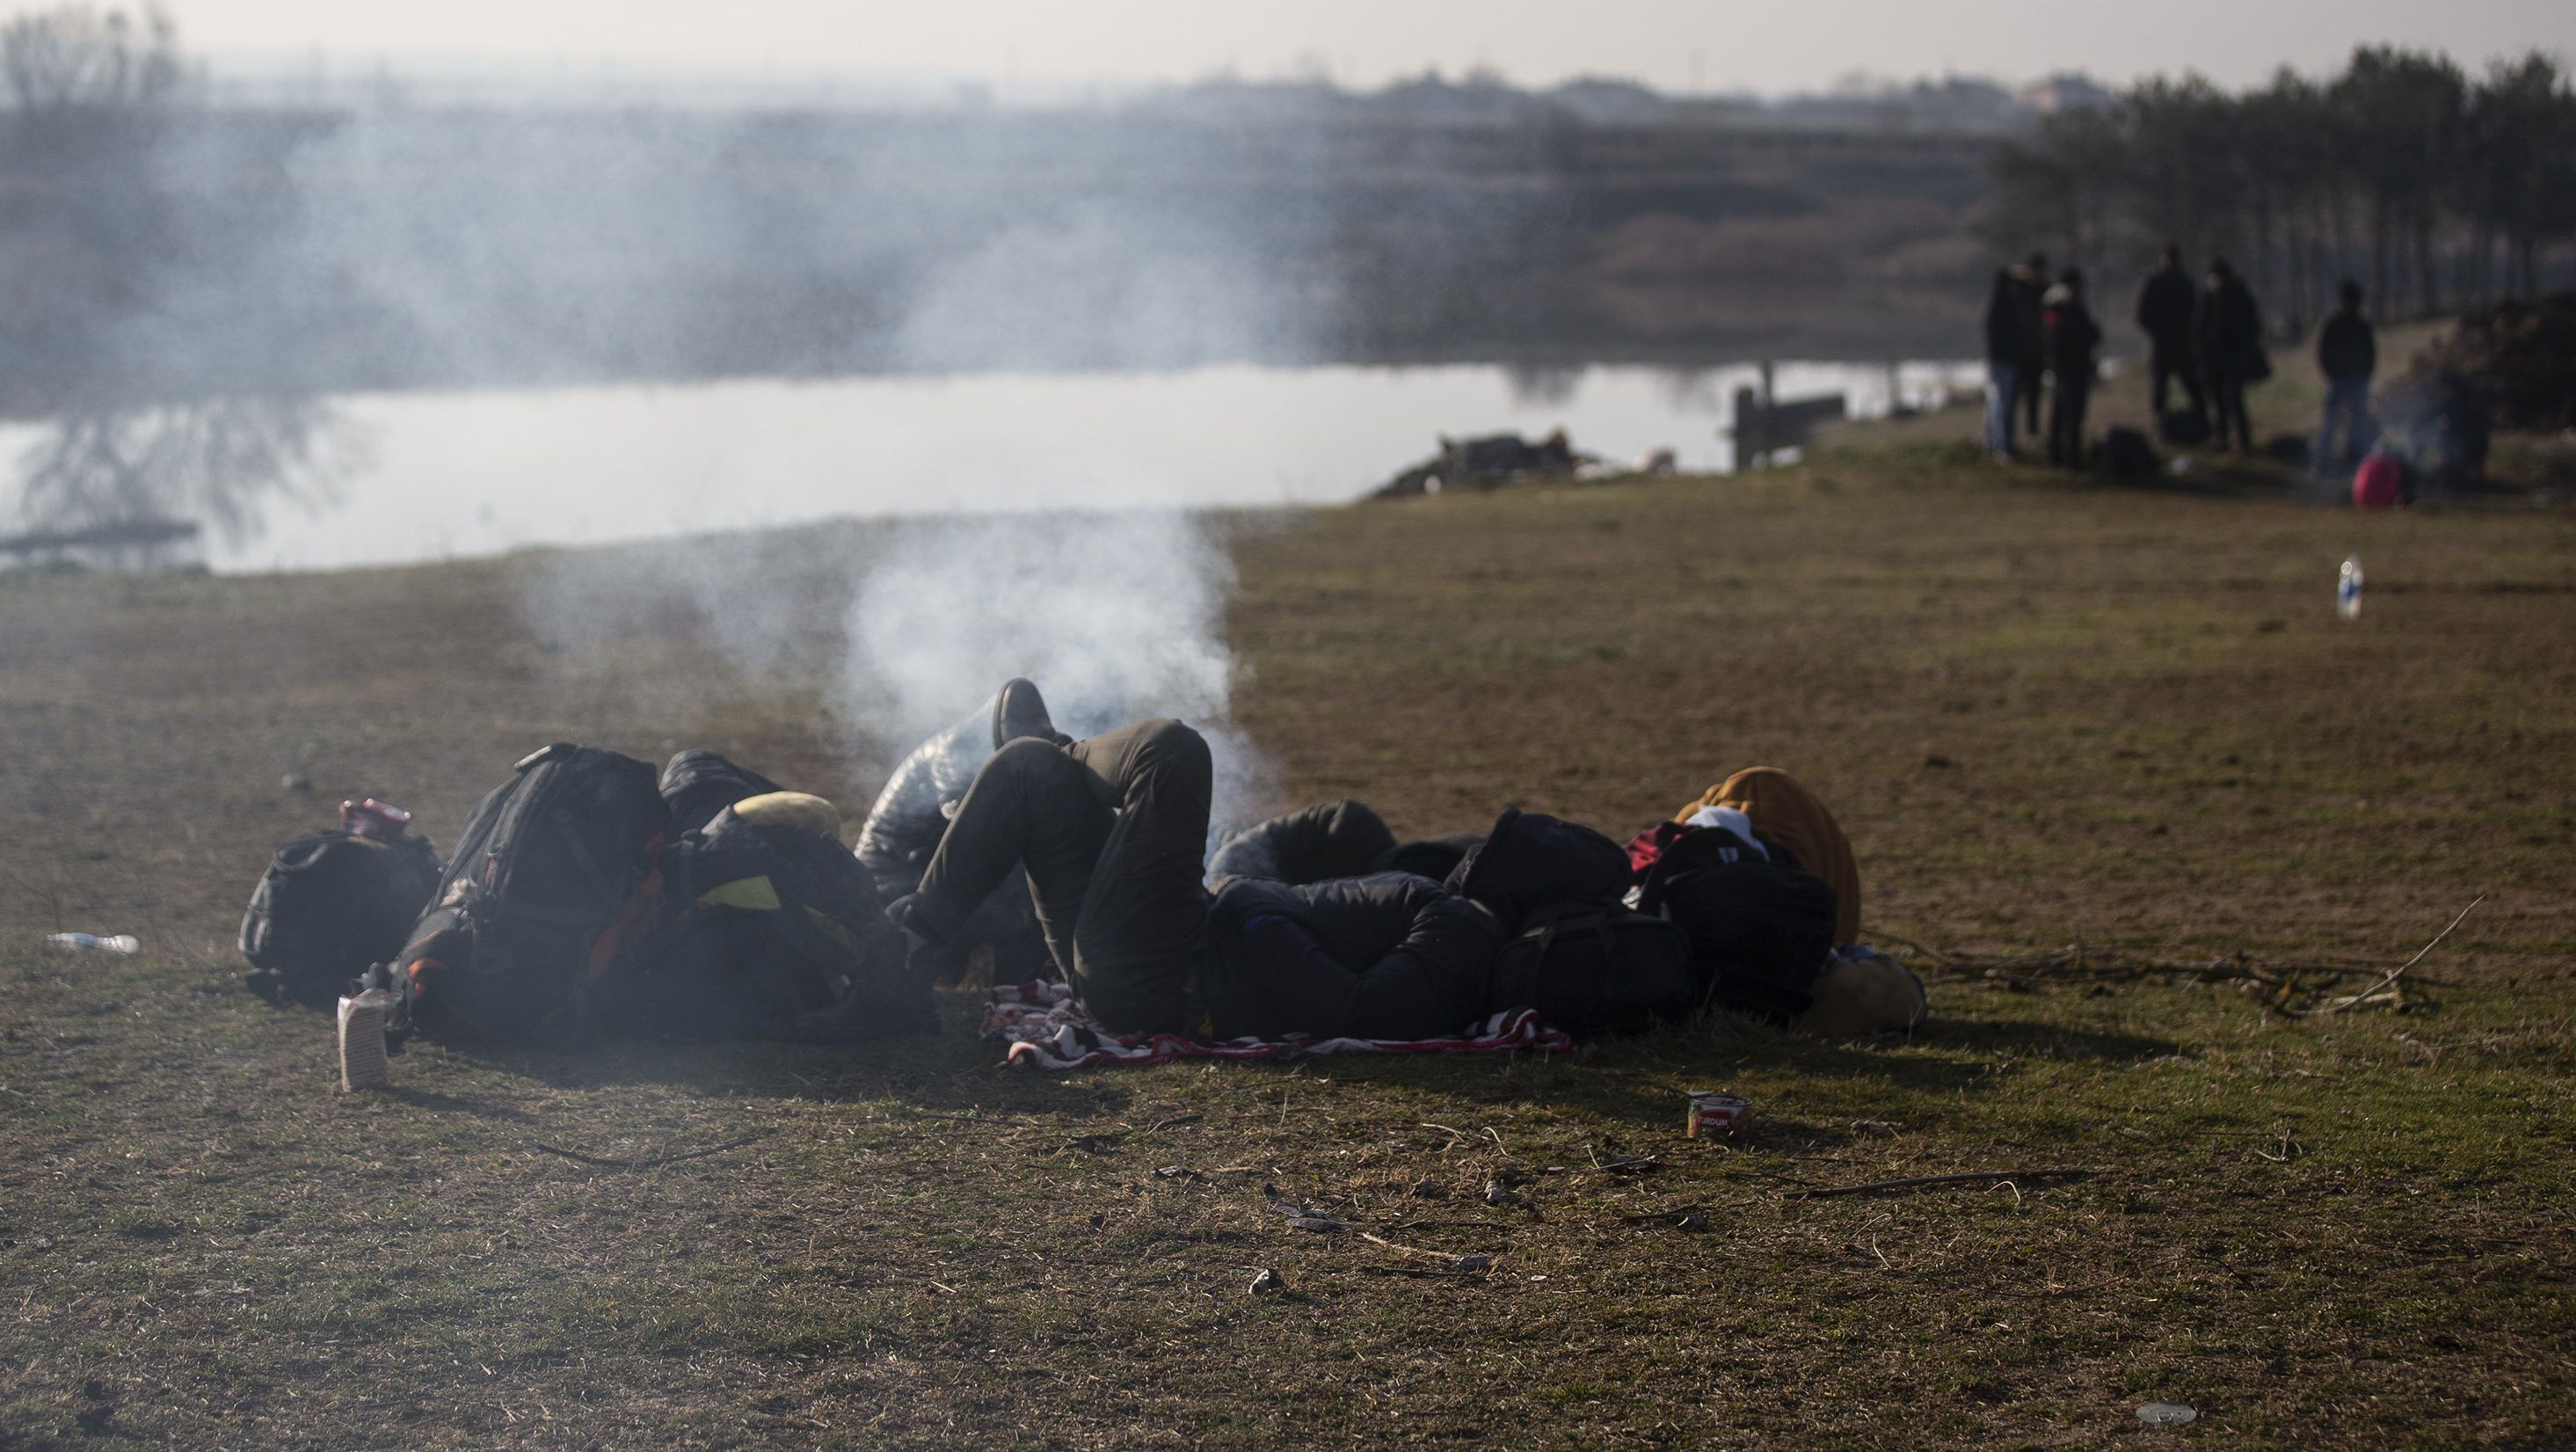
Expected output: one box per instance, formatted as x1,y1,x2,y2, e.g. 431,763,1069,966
980,981,1575,1071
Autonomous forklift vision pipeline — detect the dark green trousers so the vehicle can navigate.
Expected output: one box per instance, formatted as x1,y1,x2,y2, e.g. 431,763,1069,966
912,719,1212,1034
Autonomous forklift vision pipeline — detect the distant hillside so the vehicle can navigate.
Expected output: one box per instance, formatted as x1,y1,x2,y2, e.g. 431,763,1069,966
0,101,1999,410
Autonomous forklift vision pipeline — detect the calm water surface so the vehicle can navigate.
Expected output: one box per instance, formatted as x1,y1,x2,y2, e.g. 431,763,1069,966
5,361,1976,573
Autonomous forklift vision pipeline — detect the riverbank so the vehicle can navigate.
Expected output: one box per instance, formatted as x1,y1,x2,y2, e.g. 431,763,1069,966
4,423,2572,1447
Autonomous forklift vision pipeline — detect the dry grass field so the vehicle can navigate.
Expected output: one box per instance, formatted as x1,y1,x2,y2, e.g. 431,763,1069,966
4,361,2573,1448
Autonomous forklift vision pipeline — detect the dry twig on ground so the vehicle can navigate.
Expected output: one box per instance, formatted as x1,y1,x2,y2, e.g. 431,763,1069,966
1794,1169,2098,1199
529,1134,768,1171
1905,898,2483,1017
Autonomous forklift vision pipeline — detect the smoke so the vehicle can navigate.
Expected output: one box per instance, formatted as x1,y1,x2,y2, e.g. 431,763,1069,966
840,508,1277,836
893,206,1307,374
520,507,1277,847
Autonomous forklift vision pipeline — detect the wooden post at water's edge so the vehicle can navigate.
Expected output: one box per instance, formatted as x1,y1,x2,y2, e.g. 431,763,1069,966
1728,361,1847,471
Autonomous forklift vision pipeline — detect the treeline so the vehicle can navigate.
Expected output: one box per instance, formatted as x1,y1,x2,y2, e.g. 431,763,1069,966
1984,47,2576,332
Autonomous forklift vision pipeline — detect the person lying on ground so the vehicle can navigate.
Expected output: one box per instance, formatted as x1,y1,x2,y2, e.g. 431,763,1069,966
854,681,1056,984
891,712,1217,1034
1667,767,1923,1035
1207,798,1482,887
1201,872,1506,1040
891,707,1514,1041
897,694,1919,1041
622,790,937,1041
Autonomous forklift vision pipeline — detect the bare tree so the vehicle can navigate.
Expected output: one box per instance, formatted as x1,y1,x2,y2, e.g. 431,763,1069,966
9,398,369,554
0,4,192,405
1,3,181,132
1985,47,2571,332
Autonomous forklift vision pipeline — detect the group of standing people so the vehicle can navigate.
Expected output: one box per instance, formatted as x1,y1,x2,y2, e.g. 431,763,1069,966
1983,252,2115,467
2134,245,2273,456
1982,245,2303,470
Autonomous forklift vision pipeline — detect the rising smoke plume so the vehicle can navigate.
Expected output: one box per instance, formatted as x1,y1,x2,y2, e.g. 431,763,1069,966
522,507,1278,849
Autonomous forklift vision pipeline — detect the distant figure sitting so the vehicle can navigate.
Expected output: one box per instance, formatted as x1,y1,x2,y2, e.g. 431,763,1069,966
2134,243,2206,435
2195,259,2267,455
2041,268,2101,470
2313,280,2377,476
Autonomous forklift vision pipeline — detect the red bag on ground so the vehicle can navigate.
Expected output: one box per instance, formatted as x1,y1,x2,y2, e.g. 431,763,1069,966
2354,451,2404,509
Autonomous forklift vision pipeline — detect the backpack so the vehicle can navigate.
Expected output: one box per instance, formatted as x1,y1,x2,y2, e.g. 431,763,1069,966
2158,409,2210,446
620,807,935,1041
240,831,442,1005
1451,808,1706,1034
1371,832,1484,885
1444,807,1631,927
391,743,669,1045
1633,823,1837,1024
659,749,786,839
1483,902,1699,1036
2096,426,2158,482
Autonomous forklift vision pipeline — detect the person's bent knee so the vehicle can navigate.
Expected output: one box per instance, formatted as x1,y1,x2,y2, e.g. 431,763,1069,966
1110,719,1213,807
1130,719,1212,774
980,733,1081,792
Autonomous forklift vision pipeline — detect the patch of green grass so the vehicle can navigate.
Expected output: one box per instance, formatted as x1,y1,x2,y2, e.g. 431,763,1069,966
4,424,2574,1448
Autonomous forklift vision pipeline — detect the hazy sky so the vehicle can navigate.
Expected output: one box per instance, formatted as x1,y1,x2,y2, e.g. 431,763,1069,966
167,0,2574,95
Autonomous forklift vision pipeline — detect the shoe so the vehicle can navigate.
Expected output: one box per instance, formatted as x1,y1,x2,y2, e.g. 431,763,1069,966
991,677,1059,750
886,891,969,981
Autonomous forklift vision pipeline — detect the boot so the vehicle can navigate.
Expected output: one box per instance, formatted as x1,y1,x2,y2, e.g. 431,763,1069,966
886,890,970,982
990,677,1065,750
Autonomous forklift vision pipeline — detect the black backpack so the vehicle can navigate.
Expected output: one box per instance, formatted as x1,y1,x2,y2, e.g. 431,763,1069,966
2158,409,2211,446
1444,807,1632,926
2097,426,2158,482
1635,825,1837,1024
391,743,669,1045
659,749,786,839
240,831,442,1005
619,807,935,1041
1449,808,1708,1035
1484,902,1699,1036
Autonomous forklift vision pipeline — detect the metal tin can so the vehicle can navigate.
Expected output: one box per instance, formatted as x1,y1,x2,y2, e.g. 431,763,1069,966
1686,1091,1750,1139
338,989,393,1092
339,798,412,841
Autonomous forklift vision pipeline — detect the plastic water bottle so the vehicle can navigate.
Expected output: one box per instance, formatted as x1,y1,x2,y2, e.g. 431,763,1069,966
2337,555,2364,621
44,932,140,954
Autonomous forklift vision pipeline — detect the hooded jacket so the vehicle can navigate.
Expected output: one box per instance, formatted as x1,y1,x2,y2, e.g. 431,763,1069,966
2317,308,2376,383
2196,278,2265,378
2041,285,2101,379
1202,872,1503,1041
2135,265,2197,348
1207,799,1398,886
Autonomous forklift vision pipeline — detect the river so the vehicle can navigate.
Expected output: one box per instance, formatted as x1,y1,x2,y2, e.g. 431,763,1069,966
2,359,1976,573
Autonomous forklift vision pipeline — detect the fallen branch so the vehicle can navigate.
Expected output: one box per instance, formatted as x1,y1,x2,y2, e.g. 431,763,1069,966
529,1133,768,1171
1360,1232,1493,1273
1793,1168,2097,1199
2309,896,2481,1016
1911,910,2479,1018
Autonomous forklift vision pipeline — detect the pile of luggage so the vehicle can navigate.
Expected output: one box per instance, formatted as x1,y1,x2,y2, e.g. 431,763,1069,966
241,745,932,1047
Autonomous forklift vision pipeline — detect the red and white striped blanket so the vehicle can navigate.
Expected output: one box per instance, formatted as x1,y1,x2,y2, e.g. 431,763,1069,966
979,981,1575,1071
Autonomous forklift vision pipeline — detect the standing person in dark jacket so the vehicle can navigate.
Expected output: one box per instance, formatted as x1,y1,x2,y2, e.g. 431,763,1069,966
2041,268,2102,469
2313,280,2377,475
2134,244,2205,431
1980,267,2022,459
2012,252,2048,441
2195,259,2266,454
